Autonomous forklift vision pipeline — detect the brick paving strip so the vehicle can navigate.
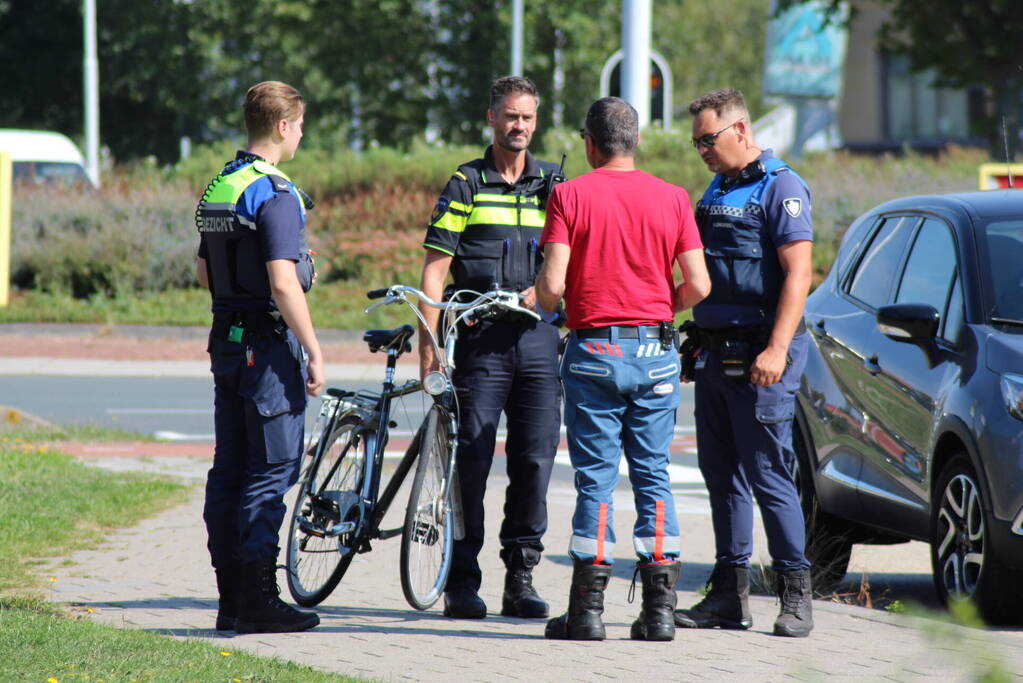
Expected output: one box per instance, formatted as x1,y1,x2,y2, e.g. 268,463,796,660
42,453,1023,682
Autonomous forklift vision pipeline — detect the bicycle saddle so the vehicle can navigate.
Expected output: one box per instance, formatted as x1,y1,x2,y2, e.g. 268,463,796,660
363,324,415,353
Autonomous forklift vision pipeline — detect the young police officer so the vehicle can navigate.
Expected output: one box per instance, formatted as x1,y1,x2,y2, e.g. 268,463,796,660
196,81,323,634
537,97,709,642
419,76,562,619
677,88,815,637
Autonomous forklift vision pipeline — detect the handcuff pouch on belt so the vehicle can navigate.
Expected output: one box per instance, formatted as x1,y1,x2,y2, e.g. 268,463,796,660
678,322,774,382
212,311,288,345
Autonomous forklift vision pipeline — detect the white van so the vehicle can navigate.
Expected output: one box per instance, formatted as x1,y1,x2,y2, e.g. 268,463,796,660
0,129,93,187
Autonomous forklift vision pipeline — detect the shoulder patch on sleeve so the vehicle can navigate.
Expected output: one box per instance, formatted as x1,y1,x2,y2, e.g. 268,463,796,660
431,196,450,223
782,197,803,218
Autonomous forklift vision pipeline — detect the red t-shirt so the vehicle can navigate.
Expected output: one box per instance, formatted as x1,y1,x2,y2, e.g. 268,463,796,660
540,168,703,329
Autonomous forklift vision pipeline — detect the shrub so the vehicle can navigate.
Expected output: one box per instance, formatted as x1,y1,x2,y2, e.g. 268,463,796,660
10,182,197,298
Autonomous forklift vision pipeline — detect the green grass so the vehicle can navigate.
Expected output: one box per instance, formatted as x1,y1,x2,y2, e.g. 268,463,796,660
0,281,416,330
0,598,358,683
0,438,185,593
0,430,366,682
0,422,158,443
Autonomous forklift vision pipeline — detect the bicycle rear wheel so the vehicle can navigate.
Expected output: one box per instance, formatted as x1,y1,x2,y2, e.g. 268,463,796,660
400,405,456,610
286,416,367,606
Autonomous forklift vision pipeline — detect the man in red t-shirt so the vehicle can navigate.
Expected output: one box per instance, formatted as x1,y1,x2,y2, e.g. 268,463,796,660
536,97,710,642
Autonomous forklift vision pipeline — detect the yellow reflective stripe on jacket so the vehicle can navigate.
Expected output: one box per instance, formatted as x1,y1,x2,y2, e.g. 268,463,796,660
472,192,540,206
449,199,471,214
432,210,468,233
424,241,455,256
466,205,545,228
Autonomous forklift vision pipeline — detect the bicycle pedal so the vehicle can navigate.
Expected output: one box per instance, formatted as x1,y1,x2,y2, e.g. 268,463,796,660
298,517,325,538
412,521,439,546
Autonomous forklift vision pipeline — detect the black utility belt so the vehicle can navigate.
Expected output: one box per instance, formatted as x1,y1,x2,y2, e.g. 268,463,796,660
576,322,676,349
211,311,287,343
691,319,805,351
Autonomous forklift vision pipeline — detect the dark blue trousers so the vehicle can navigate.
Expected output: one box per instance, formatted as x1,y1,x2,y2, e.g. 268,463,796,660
204,330,307,570
448,319,560,591
694,332,810,572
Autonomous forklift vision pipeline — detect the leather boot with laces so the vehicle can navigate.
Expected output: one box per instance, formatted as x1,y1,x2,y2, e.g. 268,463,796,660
214,566,240,631
674,563,752,629
443,587,487,618
545,561,612,641
773,568,814,637
500,547,549,618
235,559,319,634
630,560,680,641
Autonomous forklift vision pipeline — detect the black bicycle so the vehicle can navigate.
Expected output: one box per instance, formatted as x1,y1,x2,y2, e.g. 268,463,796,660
285,284,540,610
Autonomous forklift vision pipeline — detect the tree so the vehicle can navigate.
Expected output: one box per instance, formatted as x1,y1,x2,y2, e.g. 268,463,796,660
780,0,1023,159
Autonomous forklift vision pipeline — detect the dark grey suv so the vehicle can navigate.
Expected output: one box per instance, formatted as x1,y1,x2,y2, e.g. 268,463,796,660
795,189,1023,624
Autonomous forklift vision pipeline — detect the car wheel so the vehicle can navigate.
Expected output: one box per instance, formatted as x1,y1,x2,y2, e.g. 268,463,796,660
931,454,1023,624
792,411,852,595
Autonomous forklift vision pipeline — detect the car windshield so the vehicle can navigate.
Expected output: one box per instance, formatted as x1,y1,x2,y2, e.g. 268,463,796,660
12,161,91,187
978,218,1023,323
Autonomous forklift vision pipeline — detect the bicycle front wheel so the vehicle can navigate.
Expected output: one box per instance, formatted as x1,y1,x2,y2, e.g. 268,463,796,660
400,405,456,610
286,416,367,606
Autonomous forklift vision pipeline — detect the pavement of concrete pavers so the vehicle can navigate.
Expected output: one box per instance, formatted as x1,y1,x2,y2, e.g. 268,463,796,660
45,454,1023,683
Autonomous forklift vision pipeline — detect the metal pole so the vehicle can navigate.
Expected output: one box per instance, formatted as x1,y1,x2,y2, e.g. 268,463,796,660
510,0,524,76
622,0,651,128
83,0,100,187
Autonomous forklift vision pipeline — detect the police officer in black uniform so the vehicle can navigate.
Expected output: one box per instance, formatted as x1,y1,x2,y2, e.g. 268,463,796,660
419,76,563,619
196,81,323,634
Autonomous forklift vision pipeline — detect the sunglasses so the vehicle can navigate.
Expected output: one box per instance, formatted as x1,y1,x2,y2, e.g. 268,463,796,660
691,120,740,149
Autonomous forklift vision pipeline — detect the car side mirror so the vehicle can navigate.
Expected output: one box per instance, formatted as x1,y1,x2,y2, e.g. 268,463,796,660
877,303,940,343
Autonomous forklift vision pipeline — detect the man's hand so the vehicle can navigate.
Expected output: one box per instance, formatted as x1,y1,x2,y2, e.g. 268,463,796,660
306,352,325,397
750,344,788,387
519,285,537,309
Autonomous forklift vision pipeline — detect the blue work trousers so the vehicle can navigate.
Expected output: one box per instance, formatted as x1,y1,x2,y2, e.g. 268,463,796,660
448,319,560,591
694,331,810,572
203,329,307,570
561,327,681,565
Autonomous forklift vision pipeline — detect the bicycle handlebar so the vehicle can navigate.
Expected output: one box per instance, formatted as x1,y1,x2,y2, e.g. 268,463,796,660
363,285,541,322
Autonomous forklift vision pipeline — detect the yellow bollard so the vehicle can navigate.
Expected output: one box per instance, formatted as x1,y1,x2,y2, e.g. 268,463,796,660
0,150,10,306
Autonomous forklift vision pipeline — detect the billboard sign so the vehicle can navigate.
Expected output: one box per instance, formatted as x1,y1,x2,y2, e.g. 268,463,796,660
764,1,848,98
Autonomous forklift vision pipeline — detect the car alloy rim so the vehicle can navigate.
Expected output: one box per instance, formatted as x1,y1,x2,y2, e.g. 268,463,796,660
936,473,985,599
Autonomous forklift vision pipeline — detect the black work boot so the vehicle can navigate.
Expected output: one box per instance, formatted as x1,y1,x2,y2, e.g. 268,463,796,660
500,547,549,618
545,561,612,641
443,587,487,619
630,560,681,641
235,559,319,634
773,568,814,637
214,566,240,631
674,564,752,629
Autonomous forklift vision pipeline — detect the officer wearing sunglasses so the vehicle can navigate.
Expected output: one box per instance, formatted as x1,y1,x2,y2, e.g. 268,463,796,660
676,88,815,638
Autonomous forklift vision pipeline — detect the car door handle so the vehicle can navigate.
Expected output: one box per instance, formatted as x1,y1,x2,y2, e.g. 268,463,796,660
863,354,881,375
811,318,830,340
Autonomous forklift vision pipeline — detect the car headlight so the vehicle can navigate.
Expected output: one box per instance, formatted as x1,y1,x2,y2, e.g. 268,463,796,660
1001,373,1023,422
423,371,449,396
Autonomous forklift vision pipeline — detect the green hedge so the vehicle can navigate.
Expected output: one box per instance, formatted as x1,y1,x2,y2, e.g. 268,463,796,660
7,137,984,312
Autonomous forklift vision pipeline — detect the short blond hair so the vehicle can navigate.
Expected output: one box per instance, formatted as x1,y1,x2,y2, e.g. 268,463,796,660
244,81,305,140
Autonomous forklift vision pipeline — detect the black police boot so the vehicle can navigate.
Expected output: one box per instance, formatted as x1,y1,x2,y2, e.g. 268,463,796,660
674,563,752,629
214,566,240,631
500,547,549,618
544,561,612,641
773,568,814,637
630,560,680,641
235,559,319,634
443,587,488,619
